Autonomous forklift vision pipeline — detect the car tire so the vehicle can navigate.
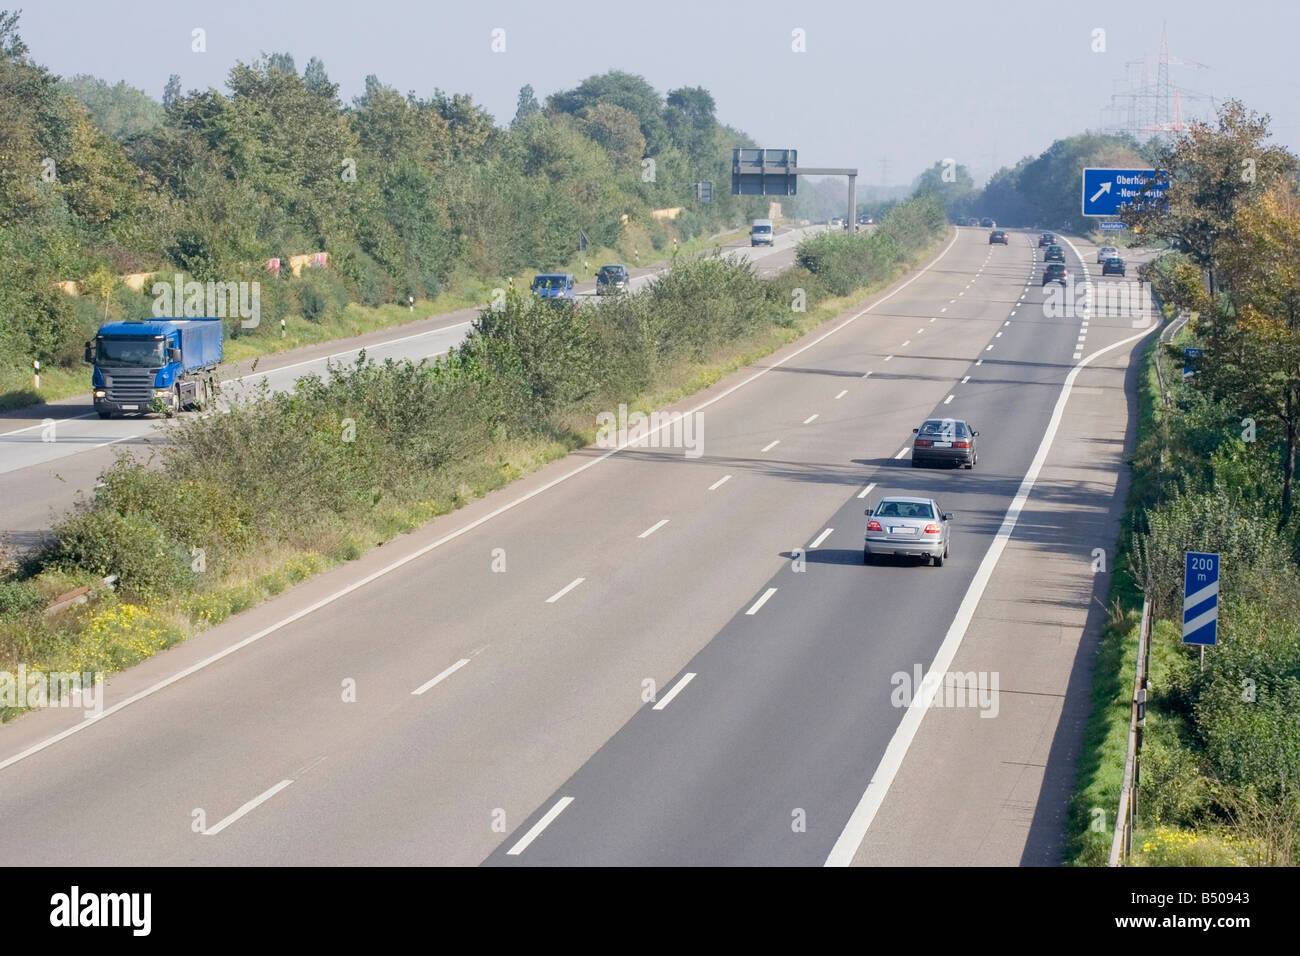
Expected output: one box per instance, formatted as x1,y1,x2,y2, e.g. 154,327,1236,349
863,547,873,565
933,552,943,567
97,411,112,419
910,457,920,468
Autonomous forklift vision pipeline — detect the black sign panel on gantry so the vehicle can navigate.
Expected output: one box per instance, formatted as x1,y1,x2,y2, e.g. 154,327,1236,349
732,148,798,196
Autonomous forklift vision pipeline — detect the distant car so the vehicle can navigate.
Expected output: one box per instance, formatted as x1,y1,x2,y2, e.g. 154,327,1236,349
979,217,994,228
912,417,979,469
1101,256,1126,276
751,218,775,246
967,217,980,227
864,496,953,567
531,273,575,301
1038,233,1056,247
988,230,1008,245
596,264,629,295
1097,245,1118,263
1044,244,1066,262
831,217,843,228
1043,263,1069,286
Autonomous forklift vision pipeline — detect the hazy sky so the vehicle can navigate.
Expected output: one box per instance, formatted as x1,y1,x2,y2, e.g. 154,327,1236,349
18,0,1300,186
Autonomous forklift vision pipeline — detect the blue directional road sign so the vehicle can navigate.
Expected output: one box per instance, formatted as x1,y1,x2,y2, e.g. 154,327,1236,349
1183,346,1203,379
1182,552,1219,646
1082,168,1169,217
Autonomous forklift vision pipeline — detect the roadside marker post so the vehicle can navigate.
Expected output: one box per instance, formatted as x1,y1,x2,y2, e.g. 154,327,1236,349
1182,552,1219,670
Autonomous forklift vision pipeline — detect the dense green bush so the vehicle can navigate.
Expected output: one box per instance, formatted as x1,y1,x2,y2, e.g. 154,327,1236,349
50,507,191,599
294,265,350,323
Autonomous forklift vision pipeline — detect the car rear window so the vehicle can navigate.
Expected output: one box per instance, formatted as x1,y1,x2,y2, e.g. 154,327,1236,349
918,420,969,437
876,501,936,519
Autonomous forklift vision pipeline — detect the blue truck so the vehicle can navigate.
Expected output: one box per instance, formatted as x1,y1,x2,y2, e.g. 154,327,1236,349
531,273,576,302
85,317,223,419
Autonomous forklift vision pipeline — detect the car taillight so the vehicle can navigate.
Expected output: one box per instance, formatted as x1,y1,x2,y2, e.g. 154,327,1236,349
924,524,942,534
915,439,932,447
954,441,969,448
868,520,883,532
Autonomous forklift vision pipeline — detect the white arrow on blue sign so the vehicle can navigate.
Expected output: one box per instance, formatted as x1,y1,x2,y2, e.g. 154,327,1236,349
1182,552,1219,646
1082,168,1169,217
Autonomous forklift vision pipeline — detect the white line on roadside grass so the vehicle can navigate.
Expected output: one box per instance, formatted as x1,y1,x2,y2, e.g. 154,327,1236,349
708,474,732,491
203,779,294,836
746,588,777,615
825,316,1159,867
412,658,471,695
0,230,969,778
506,796,574,856
546,578,585,603
809,528,833,549
857,482,876,500
653,673,697,711
638,519,669,539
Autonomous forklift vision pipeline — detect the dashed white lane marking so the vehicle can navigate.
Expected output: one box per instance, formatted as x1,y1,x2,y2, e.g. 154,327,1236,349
976,359,983,366
506,797,574,855
857,482,876,500
883,355,893,362
746,588,778,615
761,439,780,452
985,344,994,351
901,340,911,347
944,394,954,404
638,519,670,539
862,371,873,379
546,577,585,603
653,672,697,711
894,447,911,459
803,414,819,424
995,332,1003,338
708,474,732,491
835,390,848,399
203,779,294,836
412,658,471,695
961,375,970,384
809,528,833,549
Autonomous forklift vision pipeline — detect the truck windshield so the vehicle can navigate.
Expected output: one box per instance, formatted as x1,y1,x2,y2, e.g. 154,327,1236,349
753,226,771,234
533,276,566,290
98,338,164,367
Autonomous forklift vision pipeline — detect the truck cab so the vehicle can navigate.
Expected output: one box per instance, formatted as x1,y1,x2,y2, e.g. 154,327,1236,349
86,317,223,418
750,219,774,247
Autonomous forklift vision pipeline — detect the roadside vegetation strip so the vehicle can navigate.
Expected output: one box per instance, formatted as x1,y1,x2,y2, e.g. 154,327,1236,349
0,195,949,725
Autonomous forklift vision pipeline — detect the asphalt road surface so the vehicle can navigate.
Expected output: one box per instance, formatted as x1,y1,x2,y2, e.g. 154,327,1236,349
0,225,1156,865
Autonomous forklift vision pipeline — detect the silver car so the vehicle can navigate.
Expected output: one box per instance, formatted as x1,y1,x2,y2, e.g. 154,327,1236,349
1097,246,1118,264
864,496,953,566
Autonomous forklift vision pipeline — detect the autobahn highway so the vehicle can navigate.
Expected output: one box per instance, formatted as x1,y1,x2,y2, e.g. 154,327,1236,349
0,225,1157,865
0,223,824,553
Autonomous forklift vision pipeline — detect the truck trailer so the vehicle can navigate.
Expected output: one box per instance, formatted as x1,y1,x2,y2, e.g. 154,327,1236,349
85,317,223,419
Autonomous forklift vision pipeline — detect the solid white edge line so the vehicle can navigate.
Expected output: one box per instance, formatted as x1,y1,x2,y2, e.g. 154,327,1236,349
746,588,778,615
638,518,669,539
857,482,876,500
545,577,585,603
203,779,294,836
652,672,697,711
708,474,732,491
809,528,833,549
506,796,574,855
824,315,1158,867
412,658,471,695
0,229,967,776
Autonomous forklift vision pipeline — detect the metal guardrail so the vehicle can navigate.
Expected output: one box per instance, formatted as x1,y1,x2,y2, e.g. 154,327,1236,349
1109,598,1153,866
1153,307,1193,409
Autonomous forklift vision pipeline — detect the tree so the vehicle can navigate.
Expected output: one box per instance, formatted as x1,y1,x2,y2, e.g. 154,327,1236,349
162,73,181,110
303,56,334,98
1125,101,1298,302
1202,185,1300,524
578,102,645,173
512,84,539,127
546,71,669,154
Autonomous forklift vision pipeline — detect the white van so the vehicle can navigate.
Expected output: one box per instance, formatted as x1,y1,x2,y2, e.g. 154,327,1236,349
750,219,774,247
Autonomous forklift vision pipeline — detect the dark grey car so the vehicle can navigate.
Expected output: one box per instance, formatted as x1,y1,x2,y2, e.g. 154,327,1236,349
912,418,979,468
596,264,629,295
864,496,953,566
